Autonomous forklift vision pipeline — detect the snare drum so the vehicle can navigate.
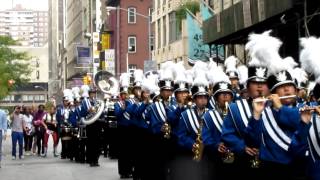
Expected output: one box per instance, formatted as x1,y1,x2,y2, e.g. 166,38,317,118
61,125,72,140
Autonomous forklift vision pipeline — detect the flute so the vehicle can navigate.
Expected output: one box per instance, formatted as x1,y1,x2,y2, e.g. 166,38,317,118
299,105,320,112
253,95,297,103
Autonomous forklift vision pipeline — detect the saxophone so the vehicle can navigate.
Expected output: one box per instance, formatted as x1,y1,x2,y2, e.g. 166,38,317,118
192,108,207,162
160,96,171,139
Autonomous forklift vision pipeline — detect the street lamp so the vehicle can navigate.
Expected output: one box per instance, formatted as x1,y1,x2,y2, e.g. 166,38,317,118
106,6,152,61
34,85,48,102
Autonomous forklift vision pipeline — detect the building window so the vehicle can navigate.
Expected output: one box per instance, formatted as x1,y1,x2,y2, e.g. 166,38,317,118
169,12,176,43
36,70,40,79
163,16,167,46
128,36,136,53
150,34,154,51
28,95,33,101
40,95,45,101
157,19,161,48
128,7,136,24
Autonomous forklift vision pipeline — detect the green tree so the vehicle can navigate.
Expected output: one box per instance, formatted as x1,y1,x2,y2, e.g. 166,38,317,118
0,36,32,99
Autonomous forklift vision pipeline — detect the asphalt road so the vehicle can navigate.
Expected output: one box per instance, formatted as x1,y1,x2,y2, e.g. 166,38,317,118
0,133,123,180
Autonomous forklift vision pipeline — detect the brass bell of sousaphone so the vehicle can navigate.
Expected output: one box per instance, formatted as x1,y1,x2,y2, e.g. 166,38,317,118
81,71,119,125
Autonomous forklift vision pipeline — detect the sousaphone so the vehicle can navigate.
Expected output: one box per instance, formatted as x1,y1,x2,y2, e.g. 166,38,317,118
81,70,119,125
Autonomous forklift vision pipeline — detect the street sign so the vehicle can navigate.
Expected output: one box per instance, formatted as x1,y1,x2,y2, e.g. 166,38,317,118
76,46,91,65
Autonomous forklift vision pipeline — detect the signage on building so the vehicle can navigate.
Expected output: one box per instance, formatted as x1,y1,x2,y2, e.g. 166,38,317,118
76,46,91,64
144,60,157,72
104,49,115,75
92,32,100,43
186,12,210,60
93,43,100,59
101,33,111,50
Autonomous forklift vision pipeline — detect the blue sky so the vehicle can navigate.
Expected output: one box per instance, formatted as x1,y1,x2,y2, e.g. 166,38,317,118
0,0,48,10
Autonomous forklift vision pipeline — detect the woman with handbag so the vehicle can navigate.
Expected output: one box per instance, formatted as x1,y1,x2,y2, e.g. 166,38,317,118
23,106,34,156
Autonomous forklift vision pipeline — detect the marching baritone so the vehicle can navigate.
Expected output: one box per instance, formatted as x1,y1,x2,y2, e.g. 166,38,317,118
82,88,101,167
115,73,133,178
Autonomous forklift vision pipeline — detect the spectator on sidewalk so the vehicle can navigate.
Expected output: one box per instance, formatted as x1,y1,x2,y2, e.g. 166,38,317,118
23,106,34,156
10,106,25,160
0,109,8,167
33,105,46,156
42,106,59,157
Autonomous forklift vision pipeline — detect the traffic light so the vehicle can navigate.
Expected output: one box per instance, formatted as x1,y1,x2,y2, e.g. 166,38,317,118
87,75,92,84
83,75,92,85
83,76,88,85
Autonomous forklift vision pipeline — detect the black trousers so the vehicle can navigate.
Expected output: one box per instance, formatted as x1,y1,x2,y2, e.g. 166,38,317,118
117,125,133,176
149,134,175,180
78,137,87,163
23,132,33,152
86,121,101,164
35,127,45,155
69,135,79,160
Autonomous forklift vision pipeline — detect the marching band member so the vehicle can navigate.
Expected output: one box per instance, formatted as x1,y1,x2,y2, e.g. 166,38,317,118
224,56,241,101
168,62,191,180
77,85,90,163
292,67,309,105
115,73,133,179
57,89,72,159
176,66,210,180
245,31,306,179
206,61,218,110
72,87,82,162
67,97,79,161
149,61,174,180
202,66,235,180
124,69,144,180
221,31,271,179
290,37,320,180
82,87,101,167
237,65,249,100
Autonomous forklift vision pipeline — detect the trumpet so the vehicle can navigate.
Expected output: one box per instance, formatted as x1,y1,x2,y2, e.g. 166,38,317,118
253,95,296,103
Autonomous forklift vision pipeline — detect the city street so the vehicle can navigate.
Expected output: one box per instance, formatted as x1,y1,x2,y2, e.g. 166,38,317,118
0,135,121,180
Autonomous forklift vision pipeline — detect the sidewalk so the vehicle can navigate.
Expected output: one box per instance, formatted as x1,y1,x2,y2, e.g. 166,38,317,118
1,132,121,180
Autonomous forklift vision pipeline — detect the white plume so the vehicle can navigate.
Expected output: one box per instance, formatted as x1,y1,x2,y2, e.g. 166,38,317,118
291,67,308,85
268,56,297,76
193,70,209,87
224,56,238,73
72,87,81,99
246,30,282,68
185,69,194,85
142,74,160,94
119,73,131,87
173,61,187,83
192,60,209,79
299,37,320,79
80,85,90,98
237,65,248,85
134,69,144,83
207,64,224,85
159,61,174,80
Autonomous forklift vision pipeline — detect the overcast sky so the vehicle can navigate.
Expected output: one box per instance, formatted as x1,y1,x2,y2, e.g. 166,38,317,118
0,0,48,11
